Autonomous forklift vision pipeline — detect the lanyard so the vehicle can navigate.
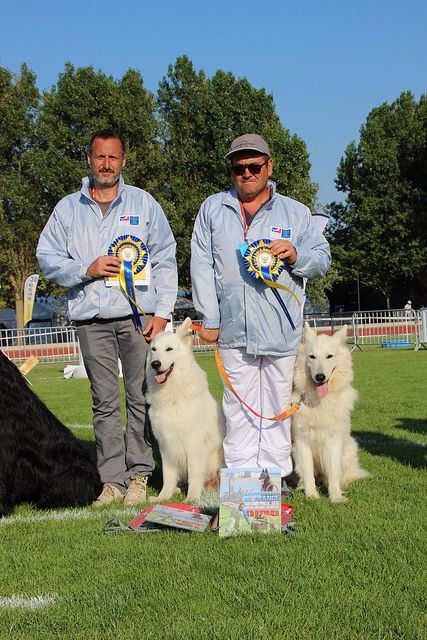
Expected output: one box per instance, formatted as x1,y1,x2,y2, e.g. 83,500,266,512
239,199,250,243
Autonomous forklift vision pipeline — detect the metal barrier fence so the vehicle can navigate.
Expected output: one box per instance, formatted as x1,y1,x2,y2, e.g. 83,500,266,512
1,326,80,364
1,321,214,365
2,309,426,365
351,309,424,351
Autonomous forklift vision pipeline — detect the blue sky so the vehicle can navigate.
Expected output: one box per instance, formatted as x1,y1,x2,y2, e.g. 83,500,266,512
1,0,426,207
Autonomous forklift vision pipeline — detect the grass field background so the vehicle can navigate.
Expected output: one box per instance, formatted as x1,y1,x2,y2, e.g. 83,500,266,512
0,349,426,639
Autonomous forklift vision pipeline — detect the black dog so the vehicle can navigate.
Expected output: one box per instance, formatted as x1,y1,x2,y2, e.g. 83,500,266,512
0,351,101,517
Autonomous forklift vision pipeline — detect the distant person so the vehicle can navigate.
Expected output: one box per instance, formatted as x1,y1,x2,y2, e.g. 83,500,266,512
191,133,331,489
404,300,414,318
37,129,177,507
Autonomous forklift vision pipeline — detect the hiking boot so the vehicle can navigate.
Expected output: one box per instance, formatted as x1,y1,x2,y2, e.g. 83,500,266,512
123,475,148,505
93,483,124,508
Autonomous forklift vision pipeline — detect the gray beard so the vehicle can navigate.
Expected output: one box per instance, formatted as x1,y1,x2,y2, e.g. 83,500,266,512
93,173,119,187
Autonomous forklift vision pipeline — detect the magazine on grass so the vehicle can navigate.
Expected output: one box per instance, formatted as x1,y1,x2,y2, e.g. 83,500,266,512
143,504,212,532
219,467,282,537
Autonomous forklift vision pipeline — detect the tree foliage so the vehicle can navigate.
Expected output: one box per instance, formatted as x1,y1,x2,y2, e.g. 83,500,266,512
0,65,42,326
328,91,427,308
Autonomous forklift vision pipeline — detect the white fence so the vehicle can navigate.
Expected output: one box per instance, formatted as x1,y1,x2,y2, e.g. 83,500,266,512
351,309,425,351
1,321,214,365
0,326,80,365
2,309,426,365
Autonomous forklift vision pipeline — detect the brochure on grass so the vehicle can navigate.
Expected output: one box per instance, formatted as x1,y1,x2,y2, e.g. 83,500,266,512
143,504,212,532
219,467,281,537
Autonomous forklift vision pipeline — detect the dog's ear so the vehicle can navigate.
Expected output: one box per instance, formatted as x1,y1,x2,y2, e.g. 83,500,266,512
303,322,315,341
177,317,193,343
334,324,348,344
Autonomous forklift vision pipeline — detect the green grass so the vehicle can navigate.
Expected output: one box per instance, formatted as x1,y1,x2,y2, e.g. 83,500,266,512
0,351,426,639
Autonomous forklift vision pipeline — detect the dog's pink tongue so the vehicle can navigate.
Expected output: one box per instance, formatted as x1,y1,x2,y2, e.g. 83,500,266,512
316,382,329,398
155,372,167,384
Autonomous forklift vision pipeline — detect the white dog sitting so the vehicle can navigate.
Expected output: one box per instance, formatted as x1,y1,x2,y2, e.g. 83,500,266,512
291,323,369,503
146,317,225,502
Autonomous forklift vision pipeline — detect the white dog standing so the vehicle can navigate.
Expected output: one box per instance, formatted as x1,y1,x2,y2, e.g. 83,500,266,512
291,323,369,502
146,317,225,502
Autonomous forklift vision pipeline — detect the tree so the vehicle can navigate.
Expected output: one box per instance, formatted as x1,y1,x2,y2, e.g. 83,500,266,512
157,56,317,286
0,64,42,327
328,91,427,308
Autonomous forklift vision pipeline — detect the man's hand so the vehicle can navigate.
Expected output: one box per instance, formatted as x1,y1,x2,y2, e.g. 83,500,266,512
199,327,219,344
268,240,297,265
86,255,121,278
142,316,168,342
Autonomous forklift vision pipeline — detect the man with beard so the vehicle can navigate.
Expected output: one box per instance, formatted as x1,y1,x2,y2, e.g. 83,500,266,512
37,129,177,506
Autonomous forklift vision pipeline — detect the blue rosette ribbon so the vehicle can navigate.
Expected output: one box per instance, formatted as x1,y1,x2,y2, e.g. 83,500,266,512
242,239,300,331
108,234,148,329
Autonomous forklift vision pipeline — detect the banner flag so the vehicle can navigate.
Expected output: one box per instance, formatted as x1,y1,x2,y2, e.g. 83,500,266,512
23,274,39,326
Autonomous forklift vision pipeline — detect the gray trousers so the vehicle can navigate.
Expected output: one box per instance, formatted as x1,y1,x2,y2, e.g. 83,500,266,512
76,316,154,491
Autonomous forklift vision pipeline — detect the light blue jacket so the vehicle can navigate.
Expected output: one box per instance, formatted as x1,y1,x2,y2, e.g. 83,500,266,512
37,176,177,321
190,183,331,356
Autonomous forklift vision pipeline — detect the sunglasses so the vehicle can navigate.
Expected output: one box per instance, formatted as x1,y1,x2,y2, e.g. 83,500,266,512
230,160,268,176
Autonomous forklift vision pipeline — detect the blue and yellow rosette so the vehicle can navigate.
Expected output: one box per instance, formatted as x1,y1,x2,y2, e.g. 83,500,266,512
243,238,300,331
108,234,148,329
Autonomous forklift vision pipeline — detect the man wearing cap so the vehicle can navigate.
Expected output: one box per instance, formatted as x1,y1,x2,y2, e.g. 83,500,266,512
191,133,331,487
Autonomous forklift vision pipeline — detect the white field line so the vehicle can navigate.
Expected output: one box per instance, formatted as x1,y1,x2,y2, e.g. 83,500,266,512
67,423,92,430
355,435,426,449
0,593,59,609
0,507,138,527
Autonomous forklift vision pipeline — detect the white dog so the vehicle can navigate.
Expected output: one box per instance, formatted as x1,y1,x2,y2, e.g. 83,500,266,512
291,323,369,502
146,317,225,502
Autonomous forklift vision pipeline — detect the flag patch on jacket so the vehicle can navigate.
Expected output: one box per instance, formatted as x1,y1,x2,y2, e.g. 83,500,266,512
119,215,140,226
270,226,291,239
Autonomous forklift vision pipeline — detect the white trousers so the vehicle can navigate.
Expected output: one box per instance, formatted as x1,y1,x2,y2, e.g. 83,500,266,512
220,347,296,477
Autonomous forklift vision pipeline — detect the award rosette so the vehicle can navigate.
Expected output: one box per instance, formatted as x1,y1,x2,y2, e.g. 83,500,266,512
242,239,300,331
108,234,148,329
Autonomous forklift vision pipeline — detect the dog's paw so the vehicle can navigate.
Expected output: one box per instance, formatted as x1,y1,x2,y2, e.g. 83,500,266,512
330,494,348,503
305,489,320,499
150,492,175,503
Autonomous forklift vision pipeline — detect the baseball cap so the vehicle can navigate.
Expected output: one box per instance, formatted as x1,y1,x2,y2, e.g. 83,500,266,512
225,133,271,159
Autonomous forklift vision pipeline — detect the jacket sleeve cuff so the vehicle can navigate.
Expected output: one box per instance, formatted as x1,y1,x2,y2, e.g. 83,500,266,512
79,261,93,282
202,317,221,329
289,251,306,272
155,308,172,320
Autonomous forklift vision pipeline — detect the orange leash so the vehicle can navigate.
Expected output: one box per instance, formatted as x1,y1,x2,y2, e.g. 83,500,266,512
191,323,302,422
214,348,302,422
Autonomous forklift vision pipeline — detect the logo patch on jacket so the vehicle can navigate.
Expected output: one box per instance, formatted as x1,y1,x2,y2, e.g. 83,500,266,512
119,215,139,226
270,226,291,239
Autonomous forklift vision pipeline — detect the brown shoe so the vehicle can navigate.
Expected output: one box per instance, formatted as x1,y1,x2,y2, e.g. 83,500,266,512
93,483,124,508
123,475,148,505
